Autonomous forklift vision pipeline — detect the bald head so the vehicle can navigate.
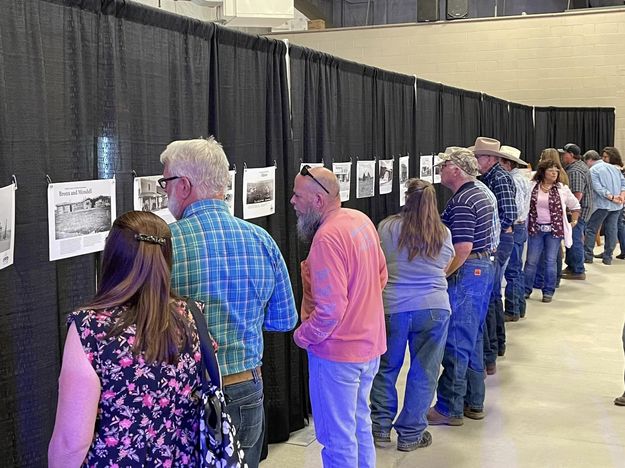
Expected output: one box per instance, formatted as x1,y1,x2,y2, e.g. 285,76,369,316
307,167,340,199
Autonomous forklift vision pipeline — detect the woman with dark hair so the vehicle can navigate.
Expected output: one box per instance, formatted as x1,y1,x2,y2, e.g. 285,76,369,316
370,179,454,452
524,161,581,303
49,211,203,467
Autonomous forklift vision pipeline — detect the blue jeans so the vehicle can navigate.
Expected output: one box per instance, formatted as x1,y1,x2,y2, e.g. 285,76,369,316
585,209,620,261
435,258,494,417
565,218,586,274
524,232,561,297
223,372,264,468
504,223,527,317
484,231,513,365
309,353,379,468
535,247,563,288
370,309,450,444
618,209,625,253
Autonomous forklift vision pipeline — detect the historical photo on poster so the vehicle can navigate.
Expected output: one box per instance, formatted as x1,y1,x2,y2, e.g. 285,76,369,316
333,161,352,202
357,160,376,199
48,179,116,261
420,155,433,183
300,162,324,171
243,166,276,220
399,155,409,207
433,154,442,184
133,175,175,224
379,159,394,195
0,183,16,270
225,170,236,216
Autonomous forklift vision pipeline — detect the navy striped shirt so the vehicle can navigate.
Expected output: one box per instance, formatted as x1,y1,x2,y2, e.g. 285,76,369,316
441,182,496,253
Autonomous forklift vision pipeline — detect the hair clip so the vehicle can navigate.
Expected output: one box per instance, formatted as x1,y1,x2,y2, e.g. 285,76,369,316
135,233,166,245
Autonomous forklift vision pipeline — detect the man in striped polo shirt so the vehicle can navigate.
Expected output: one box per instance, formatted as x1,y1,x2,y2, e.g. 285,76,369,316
428,148,496,426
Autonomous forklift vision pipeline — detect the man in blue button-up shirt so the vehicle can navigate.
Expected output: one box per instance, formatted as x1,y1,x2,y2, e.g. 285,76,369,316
160,137,297,468
583,150,625,265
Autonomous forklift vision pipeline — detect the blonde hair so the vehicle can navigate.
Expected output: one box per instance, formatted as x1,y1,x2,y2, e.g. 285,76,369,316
379,179,447,260
540,148,569,186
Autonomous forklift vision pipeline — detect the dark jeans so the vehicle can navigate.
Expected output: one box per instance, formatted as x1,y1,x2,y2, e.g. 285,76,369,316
584,209,620,261
524,232,561,297
617,208,625,253
484,231,514,365
435,258,494,417
504,223,527,318
224,372,264,468
370,309,450,444
565,218,587,274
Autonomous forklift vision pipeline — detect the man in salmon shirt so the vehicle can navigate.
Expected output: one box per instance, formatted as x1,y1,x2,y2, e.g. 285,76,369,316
291,165,388,468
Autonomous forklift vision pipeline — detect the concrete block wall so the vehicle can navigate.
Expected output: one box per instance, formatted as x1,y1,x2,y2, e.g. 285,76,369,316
270,8,625,153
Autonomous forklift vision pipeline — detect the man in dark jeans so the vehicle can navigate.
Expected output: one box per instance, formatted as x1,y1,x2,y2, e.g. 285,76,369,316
561,143,592,280
474,137,517,376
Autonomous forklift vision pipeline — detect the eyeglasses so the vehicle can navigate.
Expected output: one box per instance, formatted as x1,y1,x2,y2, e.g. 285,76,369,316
300,165,329,194
158,176,181,189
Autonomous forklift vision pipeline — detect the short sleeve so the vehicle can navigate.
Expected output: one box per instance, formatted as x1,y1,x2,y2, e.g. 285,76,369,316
66,310,105,375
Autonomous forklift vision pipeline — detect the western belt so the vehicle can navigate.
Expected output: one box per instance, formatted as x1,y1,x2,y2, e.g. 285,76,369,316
223,366,262,386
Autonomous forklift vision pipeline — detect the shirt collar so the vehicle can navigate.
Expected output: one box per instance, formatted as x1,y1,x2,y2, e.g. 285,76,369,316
181,198,229,219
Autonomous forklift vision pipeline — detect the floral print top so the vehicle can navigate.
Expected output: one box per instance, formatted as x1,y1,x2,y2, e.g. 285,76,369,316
67,300,202,467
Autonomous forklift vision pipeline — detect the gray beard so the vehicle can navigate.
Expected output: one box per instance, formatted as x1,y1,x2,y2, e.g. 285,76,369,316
296,210,322,243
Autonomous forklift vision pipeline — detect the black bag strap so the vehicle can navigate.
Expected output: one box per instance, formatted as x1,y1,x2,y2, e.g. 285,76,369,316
186,299,222,388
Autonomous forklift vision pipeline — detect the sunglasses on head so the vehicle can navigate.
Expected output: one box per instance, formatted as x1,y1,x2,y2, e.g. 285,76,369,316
300,165,329,194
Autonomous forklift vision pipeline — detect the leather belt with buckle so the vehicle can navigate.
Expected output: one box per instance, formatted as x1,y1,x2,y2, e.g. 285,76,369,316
466,250,493,260
223,366,262,387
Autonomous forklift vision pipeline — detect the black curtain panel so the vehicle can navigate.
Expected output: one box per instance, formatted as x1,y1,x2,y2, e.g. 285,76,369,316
0,1,100,465
534,106,615,157
507,103,536,166
480,94,509,143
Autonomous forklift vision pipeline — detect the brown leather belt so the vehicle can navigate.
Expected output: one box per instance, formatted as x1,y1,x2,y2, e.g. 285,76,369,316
223,366,262,387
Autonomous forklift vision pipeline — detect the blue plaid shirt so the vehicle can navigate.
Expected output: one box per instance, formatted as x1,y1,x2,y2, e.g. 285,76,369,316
481,163,517,230
170,199,297,376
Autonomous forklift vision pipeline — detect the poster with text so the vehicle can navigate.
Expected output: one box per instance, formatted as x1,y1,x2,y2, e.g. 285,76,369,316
433,154,442,184
420,155,433,183
333,161,352,202
300,162,324,171
48,178,116,261
243,166,276,220
399,155,409,207
357,160,376,199
133,175,175,224
225,170,236,215
378,159,394,195
0,183,16,270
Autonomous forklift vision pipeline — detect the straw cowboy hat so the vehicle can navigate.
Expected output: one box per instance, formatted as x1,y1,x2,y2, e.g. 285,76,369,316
499,145,528,167
471,137,504,158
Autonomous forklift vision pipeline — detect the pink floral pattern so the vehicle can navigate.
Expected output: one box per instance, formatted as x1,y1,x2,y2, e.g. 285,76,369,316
68,301,202,467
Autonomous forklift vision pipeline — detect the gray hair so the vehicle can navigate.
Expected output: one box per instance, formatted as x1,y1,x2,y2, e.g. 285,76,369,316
159,137,230,198
583,150,601,162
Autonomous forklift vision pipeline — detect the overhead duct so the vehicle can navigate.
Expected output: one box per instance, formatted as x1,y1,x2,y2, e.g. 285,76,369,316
176,0,294,27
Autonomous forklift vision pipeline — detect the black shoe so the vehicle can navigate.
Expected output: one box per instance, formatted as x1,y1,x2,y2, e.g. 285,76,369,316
584,258,593,264
616,253,625,260
397,431,432,451
497,344,506,357
562,271,586,280
542,295,553,303
504,313,519,323
373,431,392,448
603,257,612,265
594,252,604,259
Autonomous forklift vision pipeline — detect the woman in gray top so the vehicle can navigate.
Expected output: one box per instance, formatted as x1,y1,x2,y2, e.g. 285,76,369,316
370,178,454,452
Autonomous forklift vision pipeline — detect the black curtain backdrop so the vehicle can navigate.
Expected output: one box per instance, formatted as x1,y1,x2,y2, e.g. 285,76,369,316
0,1,618,465
534,106,615,158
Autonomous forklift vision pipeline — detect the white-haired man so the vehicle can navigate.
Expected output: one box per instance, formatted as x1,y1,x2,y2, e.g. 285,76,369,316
160,137,297,468
291,165,387,468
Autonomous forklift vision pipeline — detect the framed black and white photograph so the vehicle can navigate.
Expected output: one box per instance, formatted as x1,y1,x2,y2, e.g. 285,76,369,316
225,170,236,216
333,161,352,202
433,154,442,184
379,159,394,195
133,175,175,224
420,155,433,183
47,178,116,261
399,155,409,207
0,183,16,270
357,160,376,199
243,166,276,220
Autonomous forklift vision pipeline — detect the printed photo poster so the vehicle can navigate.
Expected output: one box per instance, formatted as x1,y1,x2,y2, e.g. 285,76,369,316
243,166,276,220
356,160,376,199
133,175,175,224
332,161,352,202
300,162,324,171
399,155,410,207
48,178,116,261
0,183,16,270
225,170,236,216
378,159,394,195
433,154,442,184
420,155,433,183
